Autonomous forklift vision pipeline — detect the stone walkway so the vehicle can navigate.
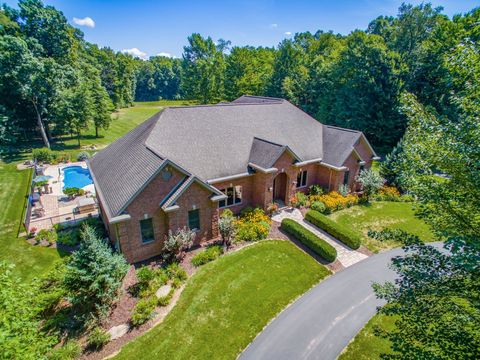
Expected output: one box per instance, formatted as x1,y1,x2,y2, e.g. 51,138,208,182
272,208,368,268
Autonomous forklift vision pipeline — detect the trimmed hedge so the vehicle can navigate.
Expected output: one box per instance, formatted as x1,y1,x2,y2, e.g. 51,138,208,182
281,219,337,262
305,210,361,250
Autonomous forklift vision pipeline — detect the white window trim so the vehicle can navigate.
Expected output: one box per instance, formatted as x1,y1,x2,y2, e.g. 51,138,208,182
218,185,243,209
296,170,308,188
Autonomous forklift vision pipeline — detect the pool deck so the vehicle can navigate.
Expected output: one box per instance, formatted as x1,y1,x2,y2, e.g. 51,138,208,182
29,162,98,231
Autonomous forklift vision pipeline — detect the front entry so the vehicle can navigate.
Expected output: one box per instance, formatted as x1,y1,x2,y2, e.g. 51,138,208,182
273,172,287,203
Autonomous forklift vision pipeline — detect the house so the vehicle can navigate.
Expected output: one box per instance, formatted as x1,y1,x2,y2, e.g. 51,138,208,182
88,96,378,263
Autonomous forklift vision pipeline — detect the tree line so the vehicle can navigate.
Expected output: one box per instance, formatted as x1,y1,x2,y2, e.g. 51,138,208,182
0,0,479,154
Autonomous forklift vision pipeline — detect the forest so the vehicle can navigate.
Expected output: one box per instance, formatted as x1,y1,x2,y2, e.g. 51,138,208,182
0,0,479,154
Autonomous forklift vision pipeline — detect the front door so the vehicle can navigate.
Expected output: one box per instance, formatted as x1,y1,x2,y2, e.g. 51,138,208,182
273,173,287,202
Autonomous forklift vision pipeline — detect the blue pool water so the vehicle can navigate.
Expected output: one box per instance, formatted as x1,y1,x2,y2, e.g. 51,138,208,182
63,166,93,189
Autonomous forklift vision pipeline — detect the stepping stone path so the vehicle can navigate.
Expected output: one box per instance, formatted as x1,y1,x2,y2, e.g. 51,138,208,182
156,284,172,298
108,323,129,340
272,208,368,268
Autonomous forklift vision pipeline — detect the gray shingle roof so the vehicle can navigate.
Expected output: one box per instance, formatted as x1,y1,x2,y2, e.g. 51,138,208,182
89,96,376,219
145,100,324,180
248,138,289,169
322,126,362,167
88,114,165,219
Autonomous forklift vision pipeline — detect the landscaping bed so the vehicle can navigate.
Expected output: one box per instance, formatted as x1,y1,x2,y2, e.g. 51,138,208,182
114,240,330,360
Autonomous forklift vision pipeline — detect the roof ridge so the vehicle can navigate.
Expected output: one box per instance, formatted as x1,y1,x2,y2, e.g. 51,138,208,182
240,95,285,101
325,125,362,134
252,136,285,148
165,100,285,110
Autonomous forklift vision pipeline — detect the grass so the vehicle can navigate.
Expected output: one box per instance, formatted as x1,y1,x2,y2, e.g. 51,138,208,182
339,313,396,360
0,101,193,281
0,162,63,281
328,201,434,253
115,240,331,360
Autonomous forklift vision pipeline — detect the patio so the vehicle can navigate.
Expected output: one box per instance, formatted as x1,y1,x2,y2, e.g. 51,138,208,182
28,162,98,232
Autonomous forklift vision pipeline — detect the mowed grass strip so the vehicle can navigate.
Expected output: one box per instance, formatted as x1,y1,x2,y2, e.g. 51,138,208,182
339,313,396,360
0,162,62,281
115,240,330,360
328,202,434,253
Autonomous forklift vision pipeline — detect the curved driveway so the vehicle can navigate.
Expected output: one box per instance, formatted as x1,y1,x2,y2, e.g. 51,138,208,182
240,244,440,360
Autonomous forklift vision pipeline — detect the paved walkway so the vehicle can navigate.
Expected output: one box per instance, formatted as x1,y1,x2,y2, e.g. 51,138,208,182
272,208,368,268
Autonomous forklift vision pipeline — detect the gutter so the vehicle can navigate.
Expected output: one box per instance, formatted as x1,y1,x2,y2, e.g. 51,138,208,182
293,157,323,167
207,172,252,184
110,214,131,224
247,162,278,174
319,162,348,171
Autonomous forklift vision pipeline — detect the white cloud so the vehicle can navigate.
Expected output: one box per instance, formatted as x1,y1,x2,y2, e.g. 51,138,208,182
269,23,278,28
285,31,292,36
157,52,175,58
73,17,95,28
121,47,148,60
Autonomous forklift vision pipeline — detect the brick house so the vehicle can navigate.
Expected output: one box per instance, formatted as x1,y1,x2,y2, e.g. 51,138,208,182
88,96,378,263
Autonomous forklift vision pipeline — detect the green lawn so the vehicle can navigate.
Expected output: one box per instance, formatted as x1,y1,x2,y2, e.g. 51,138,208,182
115,240,330,360
0,162,62,281
339,313,396,360
328,201,434,253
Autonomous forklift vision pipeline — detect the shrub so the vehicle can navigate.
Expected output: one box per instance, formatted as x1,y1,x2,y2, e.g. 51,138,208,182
49,340,82,360
266,202,279,214
57,228,81,246
166,262,187,282
295,192,308,207
131,297,156,326
63,187,85,197
308,184,324,196
310,191,358,213
218,214,235,248
64,225,129,319
235,208,271,242
338,184,349,197
163,227,195,262
87,327,110,350
191,245,223,267
311,201,326,213
305,210,361,250
280,219,337,262
32,147,55,163
356,169,385,199
374,185,401,201
77,151,90,161
35,229,58,245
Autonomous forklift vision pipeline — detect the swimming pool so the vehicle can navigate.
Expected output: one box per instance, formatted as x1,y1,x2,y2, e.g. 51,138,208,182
63,166,93,189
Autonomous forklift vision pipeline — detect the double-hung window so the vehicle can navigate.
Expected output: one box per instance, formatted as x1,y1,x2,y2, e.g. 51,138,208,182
343,171,350,185
140,218,154,244
296,170,308,188
188,209,200,231
219,185,242,208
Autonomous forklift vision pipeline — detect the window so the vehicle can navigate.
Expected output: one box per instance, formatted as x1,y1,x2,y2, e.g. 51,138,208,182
219,185,242,208
343,171,350,185
188,209,200,230
140,218,154,243
359,164,365,173
296,170,308,188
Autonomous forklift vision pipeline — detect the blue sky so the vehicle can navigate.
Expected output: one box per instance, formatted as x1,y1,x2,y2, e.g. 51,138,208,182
4,0,479,58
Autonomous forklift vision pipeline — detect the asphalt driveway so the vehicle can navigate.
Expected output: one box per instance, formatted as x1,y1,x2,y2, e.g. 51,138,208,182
240,244,440,360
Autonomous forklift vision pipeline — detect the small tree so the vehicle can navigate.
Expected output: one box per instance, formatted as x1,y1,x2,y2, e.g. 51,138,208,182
163,227,195,262
64,225,128,319
218,211,235,250
356,169,384,200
